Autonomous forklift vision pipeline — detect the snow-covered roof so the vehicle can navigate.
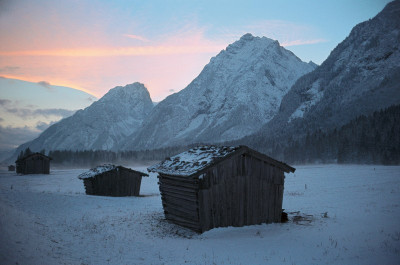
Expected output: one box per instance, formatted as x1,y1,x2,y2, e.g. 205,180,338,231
147,145,239,177
148,145,296,176
78,164,148,179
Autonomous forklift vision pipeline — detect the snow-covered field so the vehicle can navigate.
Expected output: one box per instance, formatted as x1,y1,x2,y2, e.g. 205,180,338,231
0,165,399,265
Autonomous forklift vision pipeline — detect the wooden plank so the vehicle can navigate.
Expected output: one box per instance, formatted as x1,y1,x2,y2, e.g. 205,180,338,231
266,182,273,223
160,174,198,184
159,183,197,194
163,206,199,221
161,192,197,204
162,198,197,211
201,190,207,232
274,185,280,222
158,178,198,189
240,175,245,226
162,199,198,213
159,188,197,200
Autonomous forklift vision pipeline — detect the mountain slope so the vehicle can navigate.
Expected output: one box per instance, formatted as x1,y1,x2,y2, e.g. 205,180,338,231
13,83,153,156
123,34,315,150
241,1,400,153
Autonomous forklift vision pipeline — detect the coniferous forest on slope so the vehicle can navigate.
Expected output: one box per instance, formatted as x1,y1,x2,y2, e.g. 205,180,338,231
268,104,400,165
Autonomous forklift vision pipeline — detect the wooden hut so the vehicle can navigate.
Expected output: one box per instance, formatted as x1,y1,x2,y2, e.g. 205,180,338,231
8,165,15,171
15,152,52,174
148,145,295,233
78,165,148,196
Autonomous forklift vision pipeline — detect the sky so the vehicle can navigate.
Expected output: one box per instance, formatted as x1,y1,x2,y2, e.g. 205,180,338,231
0,0,392,101
0,0,392,156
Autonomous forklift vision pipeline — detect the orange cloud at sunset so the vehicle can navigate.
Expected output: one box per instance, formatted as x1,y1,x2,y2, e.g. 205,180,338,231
0,24,226,100
0,74,96,97
0,50,218,101
0,44,225,57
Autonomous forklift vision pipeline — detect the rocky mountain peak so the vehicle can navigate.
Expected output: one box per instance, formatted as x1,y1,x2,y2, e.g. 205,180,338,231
100,82,151,103
122,33,315,150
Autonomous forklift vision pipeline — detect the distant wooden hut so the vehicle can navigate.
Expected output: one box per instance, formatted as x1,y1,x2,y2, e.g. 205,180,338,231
78,165,148,196
8,165,15,171
148,145,295,233
15,153,52,174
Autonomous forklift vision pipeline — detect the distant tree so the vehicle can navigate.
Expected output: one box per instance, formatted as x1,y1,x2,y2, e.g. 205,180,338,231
23,148,32,158
17,150,24,160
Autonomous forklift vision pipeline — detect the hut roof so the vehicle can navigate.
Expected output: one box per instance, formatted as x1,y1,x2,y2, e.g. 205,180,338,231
148,145,295,177
78,164,149,179
15,152,52,163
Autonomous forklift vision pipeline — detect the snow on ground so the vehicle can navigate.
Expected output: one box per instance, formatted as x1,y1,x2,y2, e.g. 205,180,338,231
0,165,399,265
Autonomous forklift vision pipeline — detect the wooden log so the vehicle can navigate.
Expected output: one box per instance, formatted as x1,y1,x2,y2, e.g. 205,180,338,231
158,178,199,189
161,192,197,206
160,189,197,201
159,183,198,194
162,198,198,213
159,174,198,184
164,206,199,221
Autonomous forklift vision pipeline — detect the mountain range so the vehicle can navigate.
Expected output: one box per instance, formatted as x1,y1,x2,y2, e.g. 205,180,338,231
237,0,400,154
9,1,400,162
10,33,315,158
122,33,315,150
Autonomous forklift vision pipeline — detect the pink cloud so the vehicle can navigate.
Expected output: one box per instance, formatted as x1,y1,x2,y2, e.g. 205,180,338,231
123,34,150,42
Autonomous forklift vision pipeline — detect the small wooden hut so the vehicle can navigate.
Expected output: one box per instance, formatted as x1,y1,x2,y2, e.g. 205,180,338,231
78,165,148,196
8,165,15,171
148,145,295,233
15,153,52,174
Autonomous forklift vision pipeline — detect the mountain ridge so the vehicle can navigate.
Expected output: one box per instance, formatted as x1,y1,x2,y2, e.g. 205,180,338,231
121,33,315,150
9,82,153,160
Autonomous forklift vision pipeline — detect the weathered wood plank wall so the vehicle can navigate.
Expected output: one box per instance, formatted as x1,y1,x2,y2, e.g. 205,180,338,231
83,170,143,196
158,174,201,232
198,154,285,232
158,152,286,233
17,157,50,174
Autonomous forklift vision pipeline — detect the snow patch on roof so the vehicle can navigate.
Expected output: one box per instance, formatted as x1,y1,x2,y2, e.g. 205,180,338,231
148,145,239,176
78,164,118,179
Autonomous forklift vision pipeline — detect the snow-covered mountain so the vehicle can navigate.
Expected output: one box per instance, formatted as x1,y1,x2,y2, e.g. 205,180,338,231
242,1,400,149
122,33,315,150
13,83,153,155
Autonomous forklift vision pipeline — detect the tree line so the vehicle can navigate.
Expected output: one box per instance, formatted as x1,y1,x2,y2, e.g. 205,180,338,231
45,145,198,167
275,104,400,165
